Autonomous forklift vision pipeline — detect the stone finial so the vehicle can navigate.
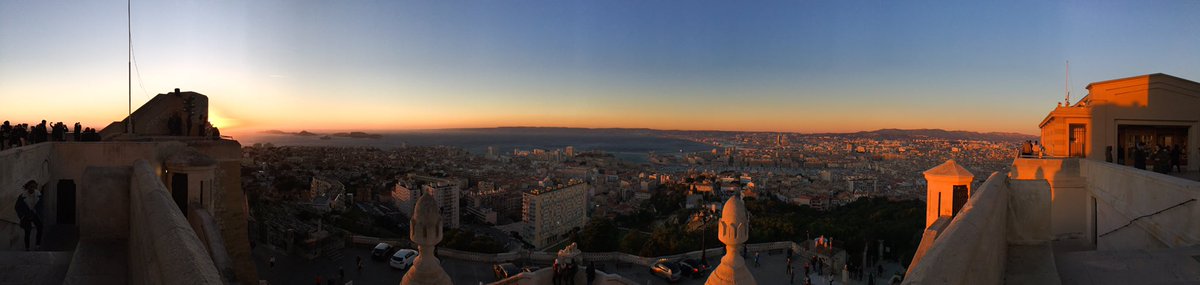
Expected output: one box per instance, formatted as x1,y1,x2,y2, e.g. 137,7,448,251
400,194,452,285
706,195,756,285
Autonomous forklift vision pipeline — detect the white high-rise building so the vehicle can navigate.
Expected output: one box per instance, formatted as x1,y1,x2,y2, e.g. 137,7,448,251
522,181,588,248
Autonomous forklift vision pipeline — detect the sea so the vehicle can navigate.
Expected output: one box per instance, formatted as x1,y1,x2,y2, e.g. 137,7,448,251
234,129,715,163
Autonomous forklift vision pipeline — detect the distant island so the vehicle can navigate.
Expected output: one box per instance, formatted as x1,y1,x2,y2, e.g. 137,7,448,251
258,130,382,139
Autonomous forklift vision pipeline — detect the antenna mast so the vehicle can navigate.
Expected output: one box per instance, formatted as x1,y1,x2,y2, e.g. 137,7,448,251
1064,60,1070,107
127,0,132,134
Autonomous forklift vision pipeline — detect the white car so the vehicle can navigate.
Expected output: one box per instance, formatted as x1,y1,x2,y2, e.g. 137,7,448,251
389,249,418,270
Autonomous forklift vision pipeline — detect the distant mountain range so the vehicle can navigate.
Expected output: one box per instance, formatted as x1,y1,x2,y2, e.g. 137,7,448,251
257,127,1035,142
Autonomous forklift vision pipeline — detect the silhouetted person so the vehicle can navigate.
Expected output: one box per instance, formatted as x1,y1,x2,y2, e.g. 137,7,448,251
1105,146,1113,163
57,122,67,141
212,127,221,139
81,128,101,142
35,120,47,143
1134,143,1147,170
0,121,10,150
1171,145,1183,173
1154,145,1171,174
49,122,62,142
1117,144,1126,165
13,124,27,146
586,262,596,285
15,180,44,251
73,122,81,141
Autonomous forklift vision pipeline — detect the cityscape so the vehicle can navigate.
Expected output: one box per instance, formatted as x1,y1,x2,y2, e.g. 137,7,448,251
2,1,1200,285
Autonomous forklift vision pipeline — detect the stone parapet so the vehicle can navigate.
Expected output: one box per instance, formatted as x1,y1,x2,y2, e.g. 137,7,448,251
904,172,1009,285
128,159,222,285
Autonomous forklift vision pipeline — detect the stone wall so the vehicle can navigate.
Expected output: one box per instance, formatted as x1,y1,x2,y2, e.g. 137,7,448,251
80,167,131,240
1080,159,1200,250
904,172,1008,285
128,160,222,285
1010,157,1087,241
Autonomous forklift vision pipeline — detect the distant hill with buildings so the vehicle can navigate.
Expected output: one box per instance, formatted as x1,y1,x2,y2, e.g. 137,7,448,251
840,129,1037,142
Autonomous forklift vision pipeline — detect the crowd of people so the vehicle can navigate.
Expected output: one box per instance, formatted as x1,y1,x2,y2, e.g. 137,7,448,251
1118,142,1185,174
0,120,102,151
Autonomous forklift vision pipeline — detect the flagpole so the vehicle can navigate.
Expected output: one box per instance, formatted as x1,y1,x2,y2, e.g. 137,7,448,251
127,0,132,134
1064,60,1070,106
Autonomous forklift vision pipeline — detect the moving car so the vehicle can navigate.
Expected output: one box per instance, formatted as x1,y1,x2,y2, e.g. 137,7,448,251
493,263,521,280
389,249,418,270
650,259,682,282
678,258,709,278
371,243,393,261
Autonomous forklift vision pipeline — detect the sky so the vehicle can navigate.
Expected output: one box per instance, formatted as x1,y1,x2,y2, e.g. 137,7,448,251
1,1,1198,136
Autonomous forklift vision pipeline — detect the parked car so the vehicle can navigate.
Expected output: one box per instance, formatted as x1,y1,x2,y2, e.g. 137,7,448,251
650,259,682,282
493,263,521,280
389,249,418,270
678,258,709,278
371,243,393,261
521,266,540,273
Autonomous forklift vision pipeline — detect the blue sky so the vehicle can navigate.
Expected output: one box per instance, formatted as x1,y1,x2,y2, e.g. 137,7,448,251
1,1,1197,134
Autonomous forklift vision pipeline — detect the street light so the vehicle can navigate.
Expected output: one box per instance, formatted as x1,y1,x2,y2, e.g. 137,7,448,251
699,204,717,266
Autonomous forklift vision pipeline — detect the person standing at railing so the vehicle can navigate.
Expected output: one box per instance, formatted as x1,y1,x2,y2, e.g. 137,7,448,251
73,122,82,142
14,180,44,251
1,121,11,150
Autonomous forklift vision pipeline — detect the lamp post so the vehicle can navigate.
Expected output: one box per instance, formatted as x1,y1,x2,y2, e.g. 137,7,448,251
699,204,716,266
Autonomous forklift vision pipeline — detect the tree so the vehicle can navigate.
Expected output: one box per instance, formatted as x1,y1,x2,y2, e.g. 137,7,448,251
620,231,648,254
577,218,620,252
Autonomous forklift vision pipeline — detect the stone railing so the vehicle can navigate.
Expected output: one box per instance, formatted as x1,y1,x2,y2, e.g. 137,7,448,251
128,159,223,285
489,266,639,285
1080,159,1200,249
433,241,817,267
904,172,1008,285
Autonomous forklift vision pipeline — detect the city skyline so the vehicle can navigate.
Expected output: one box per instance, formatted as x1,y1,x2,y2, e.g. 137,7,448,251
2,1,1199,135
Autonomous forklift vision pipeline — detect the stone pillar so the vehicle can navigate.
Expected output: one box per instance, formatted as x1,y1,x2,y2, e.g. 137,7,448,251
400,194,452,285
922,160,974,228
705,194,756,285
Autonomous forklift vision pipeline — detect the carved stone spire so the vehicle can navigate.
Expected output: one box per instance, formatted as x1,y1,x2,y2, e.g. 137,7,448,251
706,194,756,285
400,193,452,285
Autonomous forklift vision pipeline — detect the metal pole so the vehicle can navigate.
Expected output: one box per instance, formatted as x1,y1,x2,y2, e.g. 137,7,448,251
127,0,132,134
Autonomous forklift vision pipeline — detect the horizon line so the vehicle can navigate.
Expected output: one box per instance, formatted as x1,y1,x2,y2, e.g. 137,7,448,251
231,126,1039,137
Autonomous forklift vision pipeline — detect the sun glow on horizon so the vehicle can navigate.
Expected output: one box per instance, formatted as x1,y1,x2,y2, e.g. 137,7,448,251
208,108,239,130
